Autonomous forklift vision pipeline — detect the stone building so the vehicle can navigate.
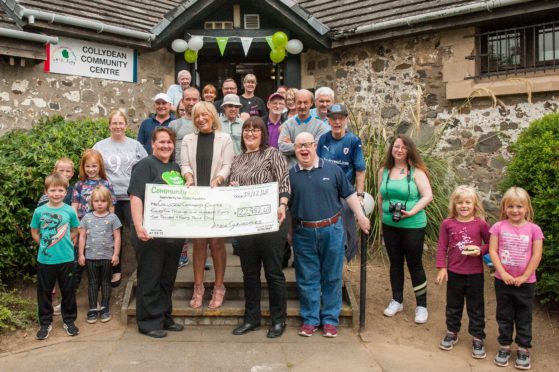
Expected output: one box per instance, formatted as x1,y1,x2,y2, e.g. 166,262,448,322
1,0,558,209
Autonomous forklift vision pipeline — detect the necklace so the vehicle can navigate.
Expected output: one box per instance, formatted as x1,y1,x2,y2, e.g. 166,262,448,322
399,167,406,175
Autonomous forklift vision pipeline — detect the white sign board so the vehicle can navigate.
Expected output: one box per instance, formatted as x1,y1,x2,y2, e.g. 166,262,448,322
143,183,279,238
45,37,137,82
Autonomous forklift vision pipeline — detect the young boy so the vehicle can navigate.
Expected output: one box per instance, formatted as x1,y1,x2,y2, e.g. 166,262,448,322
37,157,75,207
30,173,80,340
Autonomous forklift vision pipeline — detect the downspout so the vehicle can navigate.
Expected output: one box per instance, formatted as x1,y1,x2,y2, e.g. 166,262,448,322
16,7,155,42
0,27,58,44
333,0,534,39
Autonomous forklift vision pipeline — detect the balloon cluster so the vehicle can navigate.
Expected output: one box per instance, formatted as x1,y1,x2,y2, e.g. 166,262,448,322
171,36,204,63
270,32,303,64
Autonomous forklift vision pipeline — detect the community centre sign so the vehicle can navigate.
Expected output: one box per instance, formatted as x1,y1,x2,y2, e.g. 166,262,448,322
45,37,137,82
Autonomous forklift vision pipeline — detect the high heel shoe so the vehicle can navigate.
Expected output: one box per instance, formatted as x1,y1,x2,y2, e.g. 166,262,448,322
208,285,226,309
190,284,205,308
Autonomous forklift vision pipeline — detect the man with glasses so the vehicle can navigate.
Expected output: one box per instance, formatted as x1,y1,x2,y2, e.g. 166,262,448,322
167,70,192,111
279,89,329,167
262,93,287,148
220,94,244,155
214,79,238,115
317,104,366,262
289,132,370,338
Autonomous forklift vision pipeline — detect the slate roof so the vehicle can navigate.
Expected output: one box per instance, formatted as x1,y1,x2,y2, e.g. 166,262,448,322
0,7,16,29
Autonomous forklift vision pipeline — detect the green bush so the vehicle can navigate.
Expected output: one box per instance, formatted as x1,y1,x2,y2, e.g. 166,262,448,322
0,116,110,283
501,113,559,304
0,290,36,332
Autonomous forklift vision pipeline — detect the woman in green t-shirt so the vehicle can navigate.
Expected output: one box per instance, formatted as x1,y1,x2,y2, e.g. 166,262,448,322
377,134,433,324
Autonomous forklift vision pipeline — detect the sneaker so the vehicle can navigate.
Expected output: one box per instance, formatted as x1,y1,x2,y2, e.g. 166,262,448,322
383,300,403,317
53,303,61,316
86,310,98,324
414,306,428,324
298,324,318,337
494,346,512,367
472,338,487,359
322,324,338,338
439,331,458,350
36,324,52,340
178,255,189,268
63,322,80,336
515,348,531,370
100,310,112,323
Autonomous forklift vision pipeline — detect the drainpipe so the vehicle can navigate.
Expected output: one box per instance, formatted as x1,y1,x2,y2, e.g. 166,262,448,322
0,27,58,44
332,0,534,39
16,7,155,42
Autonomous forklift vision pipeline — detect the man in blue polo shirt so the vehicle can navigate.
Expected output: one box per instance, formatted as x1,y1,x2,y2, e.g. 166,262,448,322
289,132,370,338
137,93,175,154
317,103,366,261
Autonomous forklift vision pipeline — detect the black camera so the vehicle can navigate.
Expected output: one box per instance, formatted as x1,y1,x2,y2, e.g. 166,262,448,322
388,202,405,222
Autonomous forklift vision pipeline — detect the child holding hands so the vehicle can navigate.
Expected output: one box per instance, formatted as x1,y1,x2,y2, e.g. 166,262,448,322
436,185,490,359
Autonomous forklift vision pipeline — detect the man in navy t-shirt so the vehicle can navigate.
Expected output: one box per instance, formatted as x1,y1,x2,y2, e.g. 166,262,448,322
317,104,366,261
289,132,370,338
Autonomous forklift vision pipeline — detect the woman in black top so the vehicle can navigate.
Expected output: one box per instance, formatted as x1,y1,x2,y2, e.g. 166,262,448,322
229,117,290,338
128,127,184,338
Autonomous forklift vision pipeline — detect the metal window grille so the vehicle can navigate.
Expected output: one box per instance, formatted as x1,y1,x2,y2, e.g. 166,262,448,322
467,21,559,79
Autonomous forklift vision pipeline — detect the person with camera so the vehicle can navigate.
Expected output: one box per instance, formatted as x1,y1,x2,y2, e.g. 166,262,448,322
378,134,433,324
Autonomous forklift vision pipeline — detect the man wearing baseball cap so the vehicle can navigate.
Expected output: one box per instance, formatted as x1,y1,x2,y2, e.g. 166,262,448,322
317,103,366,261
262,93,287,148
137,93,175,154
220,94,244,155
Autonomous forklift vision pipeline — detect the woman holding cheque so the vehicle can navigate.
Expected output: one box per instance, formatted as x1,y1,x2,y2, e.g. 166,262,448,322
128,127,185,338
229,117,290,338
181,102,235,309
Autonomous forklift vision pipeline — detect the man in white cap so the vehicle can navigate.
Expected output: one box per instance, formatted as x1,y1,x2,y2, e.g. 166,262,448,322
137,93,174,154
166,70,192,111
220,94,244,155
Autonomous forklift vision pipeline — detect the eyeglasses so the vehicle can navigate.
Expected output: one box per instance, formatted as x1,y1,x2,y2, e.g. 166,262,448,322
242,128,262,134
393,145,408,151
178,109,186,113
295,142,315,149
223,105,238,109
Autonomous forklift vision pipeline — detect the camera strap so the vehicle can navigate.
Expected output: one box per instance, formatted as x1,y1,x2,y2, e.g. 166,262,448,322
385,167,411,209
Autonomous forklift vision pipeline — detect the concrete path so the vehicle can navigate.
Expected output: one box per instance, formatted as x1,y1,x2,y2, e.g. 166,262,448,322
1,324,382,372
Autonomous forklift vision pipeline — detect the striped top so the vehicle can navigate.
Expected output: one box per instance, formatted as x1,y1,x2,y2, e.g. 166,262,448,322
230,147,290,199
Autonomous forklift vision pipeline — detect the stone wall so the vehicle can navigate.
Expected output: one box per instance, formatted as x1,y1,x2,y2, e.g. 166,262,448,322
0,48,175,133
301,31,559,213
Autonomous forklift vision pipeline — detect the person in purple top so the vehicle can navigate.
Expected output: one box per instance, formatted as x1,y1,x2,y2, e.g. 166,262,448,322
262,93,287,148
435,185,490,359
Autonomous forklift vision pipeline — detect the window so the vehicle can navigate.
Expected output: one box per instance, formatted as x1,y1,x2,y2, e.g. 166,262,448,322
470,21,559,79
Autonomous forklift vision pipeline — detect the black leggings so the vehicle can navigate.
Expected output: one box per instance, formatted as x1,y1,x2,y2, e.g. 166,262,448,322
113,200,131,275
382,224,427,307
86,259,112,311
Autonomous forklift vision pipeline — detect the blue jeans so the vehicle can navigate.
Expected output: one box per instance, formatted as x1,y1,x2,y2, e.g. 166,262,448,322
293,219,344,326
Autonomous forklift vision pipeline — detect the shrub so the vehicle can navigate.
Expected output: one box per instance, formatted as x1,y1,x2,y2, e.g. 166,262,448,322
0,290,36,332
501,113,559,304
0,116,110,283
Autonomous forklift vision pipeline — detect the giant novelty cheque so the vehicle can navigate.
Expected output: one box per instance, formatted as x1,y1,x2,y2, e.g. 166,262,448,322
143,182,279,238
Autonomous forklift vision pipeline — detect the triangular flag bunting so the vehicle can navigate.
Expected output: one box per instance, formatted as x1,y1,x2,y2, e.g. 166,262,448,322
265,36,274,50
216,37,229,56
240,37,253,57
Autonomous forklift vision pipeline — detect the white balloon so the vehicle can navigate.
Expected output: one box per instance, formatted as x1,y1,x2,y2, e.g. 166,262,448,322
362,192,375,215
171,39,188,53
189,36,204,52
286,39,303,54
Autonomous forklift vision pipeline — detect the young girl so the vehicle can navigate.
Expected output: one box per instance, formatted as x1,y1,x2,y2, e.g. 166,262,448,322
435,185,490,359
490,187,543,370
72,149,116,220
78,186,122,323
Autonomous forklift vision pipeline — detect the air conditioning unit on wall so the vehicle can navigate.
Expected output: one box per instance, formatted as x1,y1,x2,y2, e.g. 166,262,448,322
244,14,260,29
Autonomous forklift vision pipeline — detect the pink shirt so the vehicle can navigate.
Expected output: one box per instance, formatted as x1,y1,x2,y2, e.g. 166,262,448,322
490,220,544,283
436,218,490,275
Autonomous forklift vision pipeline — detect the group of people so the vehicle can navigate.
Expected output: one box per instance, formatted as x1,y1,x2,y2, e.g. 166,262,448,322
28,70,543,370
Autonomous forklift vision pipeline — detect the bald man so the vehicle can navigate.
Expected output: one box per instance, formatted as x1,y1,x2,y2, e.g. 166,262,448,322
288,132,369,338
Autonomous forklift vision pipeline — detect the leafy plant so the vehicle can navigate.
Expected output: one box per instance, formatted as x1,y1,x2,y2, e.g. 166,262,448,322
501,113,559,304
0,116,111,283
0,290,36,332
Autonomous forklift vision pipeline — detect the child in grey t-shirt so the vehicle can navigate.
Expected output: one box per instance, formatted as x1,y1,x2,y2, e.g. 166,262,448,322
78,186,122,324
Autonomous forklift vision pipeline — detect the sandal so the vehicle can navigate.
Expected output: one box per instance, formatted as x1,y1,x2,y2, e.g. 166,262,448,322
208,285,226,309
190,284,205,308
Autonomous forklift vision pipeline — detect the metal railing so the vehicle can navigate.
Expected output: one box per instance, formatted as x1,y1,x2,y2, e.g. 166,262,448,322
466,21,558,79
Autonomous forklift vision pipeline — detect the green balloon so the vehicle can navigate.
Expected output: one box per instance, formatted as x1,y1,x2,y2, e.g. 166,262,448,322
184,49,198,63
270,48,286,64
272,32,288,49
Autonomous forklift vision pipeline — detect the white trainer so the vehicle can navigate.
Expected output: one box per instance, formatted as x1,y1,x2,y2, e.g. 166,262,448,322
383,299,403,317
415,306,429,324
